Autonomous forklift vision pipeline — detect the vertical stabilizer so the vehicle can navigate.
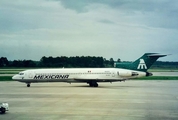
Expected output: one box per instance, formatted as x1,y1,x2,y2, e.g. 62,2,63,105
115,53,167,72
132,53,167,72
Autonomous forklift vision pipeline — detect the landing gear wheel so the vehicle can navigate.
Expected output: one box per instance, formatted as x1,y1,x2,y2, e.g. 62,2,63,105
27,84,30,87
89,82,98,87
1,108,5,114
94,83,98,87
89,83,94,87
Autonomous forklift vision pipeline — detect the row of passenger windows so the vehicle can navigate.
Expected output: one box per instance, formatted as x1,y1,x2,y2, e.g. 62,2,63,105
36,72,112,75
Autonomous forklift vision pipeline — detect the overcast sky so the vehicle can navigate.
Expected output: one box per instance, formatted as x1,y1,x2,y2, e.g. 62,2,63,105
0,0,177,61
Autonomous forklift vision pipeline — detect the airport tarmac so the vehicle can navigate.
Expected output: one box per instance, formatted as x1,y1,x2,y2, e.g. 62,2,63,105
152,72,178,76
0,81,178,120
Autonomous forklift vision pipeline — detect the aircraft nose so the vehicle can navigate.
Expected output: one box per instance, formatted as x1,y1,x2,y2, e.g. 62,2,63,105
12,74,18,80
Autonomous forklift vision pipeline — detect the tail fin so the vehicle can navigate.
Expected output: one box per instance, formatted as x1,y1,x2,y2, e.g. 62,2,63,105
115,53,167,72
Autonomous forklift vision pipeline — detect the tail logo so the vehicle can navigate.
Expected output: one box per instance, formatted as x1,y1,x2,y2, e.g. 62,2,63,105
137,59,147,69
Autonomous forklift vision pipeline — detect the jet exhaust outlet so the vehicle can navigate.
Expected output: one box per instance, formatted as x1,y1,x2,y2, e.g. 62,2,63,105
146,72,153,76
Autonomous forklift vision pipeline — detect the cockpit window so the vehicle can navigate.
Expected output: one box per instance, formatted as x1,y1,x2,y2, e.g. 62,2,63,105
19,73,24,75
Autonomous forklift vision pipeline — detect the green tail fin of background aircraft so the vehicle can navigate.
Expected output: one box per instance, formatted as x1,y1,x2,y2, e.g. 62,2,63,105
114,53,167,72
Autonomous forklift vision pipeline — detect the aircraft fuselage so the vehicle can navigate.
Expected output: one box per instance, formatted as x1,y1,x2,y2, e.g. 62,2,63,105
12,68,146,87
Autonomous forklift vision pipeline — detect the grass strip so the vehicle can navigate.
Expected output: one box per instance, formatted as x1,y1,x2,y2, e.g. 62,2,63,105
0,72,19,74
0,76,13,81
148,69,178,72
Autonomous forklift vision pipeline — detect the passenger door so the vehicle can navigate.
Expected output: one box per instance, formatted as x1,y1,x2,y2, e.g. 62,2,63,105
28,71,34,79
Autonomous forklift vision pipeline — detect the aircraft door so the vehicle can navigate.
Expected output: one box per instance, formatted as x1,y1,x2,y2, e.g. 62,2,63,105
28,71,34,79
112,71,115,77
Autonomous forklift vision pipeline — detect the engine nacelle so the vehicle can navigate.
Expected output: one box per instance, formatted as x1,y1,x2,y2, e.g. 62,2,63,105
118,70,134,77
117,69,146,78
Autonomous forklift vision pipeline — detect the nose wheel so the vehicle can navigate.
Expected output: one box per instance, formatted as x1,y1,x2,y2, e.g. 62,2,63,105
27,83,31,87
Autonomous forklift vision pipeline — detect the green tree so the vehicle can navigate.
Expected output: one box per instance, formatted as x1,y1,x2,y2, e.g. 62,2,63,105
0,57,9,67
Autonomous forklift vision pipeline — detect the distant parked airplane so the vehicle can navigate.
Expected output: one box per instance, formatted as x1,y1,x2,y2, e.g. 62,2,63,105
12,53,166,87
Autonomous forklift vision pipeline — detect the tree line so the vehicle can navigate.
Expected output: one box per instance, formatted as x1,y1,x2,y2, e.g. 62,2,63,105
0,56,177,68
0,56,114,68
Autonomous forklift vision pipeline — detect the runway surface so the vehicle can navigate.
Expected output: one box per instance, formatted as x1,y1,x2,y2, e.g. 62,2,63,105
1,81,178,120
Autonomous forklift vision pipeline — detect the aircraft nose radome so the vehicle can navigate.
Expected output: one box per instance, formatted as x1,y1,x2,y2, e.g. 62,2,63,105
12,75,18,80
12,75,15,80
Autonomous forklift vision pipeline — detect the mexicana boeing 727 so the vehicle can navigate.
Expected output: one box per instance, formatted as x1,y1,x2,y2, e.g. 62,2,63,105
12,53,166,87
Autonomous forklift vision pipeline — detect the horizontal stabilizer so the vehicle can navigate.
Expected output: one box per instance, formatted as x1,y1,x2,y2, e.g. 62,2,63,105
147,53,167,57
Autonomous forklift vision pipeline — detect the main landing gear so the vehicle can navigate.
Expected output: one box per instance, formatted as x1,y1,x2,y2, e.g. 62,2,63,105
26,83,31,87
88,81,98,87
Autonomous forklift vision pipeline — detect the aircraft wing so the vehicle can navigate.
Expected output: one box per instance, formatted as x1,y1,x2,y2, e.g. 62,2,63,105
74,78,126,82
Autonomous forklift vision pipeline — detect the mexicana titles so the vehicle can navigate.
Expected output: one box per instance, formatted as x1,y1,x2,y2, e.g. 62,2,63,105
34,74,69,79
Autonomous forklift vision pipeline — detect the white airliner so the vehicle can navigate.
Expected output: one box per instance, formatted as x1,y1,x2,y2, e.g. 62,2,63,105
12,53,166,87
